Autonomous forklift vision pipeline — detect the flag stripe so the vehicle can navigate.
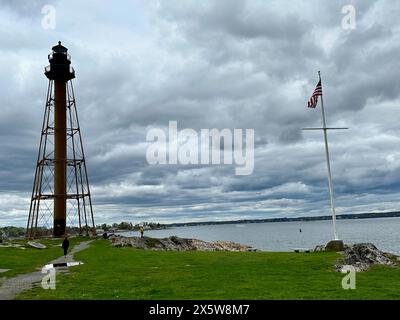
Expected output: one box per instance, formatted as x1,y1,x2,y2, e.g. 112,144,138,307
307,80,322,108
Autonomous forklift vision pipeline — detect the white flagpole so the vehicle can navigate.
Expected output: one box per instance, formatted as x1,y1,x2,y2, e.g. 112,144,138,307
318,71,339,240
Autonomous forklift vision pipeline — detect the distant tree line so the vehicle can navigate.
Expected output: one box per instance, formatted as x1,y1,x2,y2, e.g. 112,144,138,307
0,226,26,239
96,221,166,232
0,222,166,240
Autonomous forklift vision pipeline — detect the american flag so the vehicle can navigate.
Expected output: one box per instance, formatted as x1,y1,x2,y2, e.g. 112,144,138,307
307,80,322,108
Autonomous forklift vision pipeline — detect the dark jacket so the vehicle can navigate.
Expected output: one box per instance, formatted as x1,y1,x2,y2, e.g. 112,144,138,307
62,239,70,249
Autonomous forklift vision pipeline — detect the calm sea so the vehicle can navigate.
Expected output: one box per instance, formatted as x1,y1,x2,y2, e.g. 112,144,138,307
122,217,400,255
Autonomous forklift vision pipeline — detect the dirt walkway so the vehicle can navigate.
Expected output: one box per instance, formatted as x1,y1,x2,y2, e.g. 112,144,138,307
0,240,93,300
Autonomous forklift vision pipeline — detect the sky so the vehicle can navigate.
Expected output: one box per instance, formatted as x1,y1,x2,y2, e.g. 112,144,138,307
1,0,400,226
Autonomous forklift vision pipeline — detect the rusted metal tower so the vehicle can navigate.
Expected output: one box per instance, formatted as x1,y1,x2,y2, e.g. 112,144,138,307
26,42,95,238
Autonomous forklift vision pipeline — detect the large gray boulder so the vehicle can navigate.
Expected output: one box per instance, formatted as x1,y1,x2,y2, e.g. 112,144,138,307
335,243,397,272
325,240,344,252
314,241,349,252
313,245,325,252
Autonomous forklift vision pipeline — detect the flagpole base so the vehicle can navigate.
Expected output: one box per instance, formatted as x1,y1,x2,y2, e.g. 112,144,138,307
325,239,344,252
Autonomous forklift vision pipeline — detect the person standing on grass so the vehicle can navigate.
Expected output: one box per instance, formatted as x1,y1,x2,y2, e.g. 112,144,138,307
62,235,70,257
140,226,144,238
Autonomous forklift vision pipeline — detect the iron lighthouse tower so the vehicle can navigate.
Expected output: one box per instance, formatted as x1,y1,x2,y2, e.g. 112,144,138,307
27,42,95,238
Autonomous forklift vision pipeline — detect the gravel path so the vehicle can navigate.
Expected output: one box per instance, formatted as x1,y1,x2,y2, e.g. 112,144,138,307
0,240,93,300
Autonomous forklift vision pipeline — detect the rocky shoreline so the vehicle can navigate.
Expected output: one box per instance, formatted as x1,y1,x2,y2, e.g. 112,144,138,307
314,242,399,271
334,243,398,272
109,236,399,271
110,236,256,252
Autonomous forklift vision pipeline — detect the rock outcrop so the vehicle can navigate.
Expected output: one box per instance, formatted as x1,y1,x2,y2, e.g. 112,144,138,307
314,241,347,252
325,240,344,252
335,243,397,272
313,244,326,252
110,236,254,252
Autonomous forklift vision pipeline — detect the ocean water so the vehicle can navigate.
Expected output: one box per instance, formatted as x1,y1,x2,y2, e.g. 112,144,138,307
122,217,400,255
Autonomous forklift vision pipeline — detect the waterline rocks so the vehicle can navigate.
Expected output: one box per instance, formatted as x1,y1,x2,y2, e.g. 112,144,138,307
110,236,254,252
314,240,345,252
325,240,344,252
335,243,397,272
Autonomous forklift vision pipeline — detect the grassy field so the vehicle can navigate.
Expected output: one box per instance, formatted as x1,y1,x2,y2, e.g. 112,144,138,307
0,237,86,278
10,239,400,300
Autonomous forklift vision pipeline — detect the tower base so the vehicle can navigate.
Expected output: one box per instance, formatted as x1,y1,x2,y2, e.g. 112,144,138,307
54,219,66,237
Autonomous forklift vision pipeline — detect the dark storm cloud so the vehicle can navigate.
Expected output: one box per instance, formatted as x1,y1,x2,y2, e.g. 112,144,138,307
159,0,309,41
1,0,400,226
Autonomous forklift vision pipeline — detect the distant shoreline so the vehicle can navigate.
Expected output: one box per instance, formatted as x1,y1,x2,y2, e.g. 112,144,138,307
3,212,400,236
163,211,400,228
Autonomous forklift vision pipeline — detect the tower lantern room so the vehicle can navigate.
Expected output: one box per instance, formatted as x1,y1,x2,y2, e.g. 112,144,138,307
45,41,75,81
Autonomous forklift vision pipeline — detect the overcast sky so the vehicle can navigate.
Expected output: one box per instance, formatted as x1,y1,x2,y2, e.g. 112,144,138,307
1,0,400,227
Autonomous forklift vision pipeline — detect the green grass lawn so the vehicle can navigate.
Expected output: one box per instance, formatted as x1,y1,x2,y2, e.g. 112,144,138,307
14,239,400,300
0,237,87,278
